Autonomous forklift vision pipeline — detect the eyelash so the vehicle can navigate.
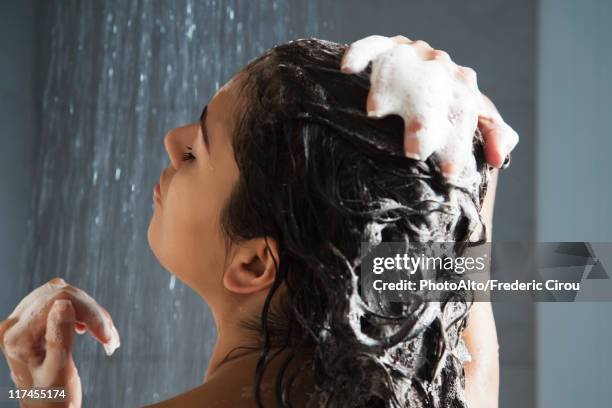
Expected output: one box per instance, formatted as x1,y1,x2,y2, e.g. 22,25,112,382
182,146,196,162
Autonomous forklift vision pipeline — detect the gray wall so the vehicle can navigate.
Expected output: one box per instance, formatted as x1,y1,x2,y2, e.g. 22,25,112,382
536,1,612,407
1,1,538,407
0,0,35,396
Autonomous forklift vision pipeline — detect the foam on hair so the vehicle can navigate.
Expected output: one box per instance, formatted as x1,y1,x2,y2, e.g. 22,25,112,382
222,38,491,407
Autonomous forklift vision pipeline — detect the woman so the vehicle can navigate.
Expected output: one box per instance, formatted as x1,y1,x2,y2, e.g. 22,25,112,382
1,37,509,407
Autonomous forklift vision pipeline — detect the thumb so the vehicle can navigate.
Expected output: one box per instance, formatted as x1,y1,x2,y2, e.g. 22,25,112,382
41,299,76,378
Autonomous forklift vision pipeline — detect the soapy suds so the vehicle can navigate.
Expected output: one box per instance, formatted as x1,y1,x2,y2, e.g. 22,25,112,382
231,38,488,407
341,35,481,178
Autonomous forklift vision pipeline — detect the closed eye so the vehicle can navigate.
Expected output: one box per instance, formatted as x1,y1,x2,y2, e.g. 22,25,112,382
182,146,196,162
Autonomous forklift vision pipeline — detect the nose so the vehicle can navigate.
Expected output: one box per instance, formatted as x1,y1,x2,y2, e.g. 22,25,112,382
163,123,198,170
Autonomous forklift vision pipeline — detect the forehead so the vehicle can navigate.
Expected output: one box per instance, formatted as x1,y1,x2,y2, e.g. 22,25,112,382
207,73,244,129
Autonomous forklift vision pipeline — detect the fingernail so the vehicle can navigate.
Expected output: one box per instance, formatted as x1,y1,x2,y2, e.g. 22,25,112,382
103,327,120,356
500,126,519,158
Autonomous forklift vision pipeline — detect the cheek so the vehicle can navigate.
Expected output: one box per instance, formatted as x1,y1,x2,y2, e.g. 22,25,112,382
148,172,227,286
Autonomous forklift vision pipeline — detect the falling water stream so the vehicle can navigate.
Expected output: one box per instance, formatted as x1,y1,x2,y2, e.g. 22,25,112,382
24,1,330,405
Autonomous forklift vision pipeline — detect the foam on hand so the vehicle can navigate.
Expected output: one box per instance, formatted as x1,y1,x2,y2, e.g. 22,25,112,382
341,35,482,178
6,278,121,360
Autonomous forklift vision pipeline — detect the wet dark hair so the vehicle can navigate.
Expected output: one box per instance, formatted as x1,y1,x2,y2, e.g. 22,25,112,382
221,38,491,407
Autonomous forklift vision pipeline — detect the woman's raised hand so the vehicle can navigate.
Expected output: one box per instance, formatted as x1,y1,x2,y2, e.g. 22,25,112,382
341,35,519,177
0,278,120,407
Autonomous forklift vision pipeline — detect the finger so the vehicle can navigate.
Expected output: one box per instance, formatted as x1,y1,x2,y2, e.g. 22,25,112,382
477,94,519,167
410,39,434,59
403,118,425,159
428,49,451,62
403,118,442,161
341,35,396,74
40,300,75,379
440,161,459,178
478,115,519,168
0,317,19,350
54,286,120,356
390,35,413,44
8,278,66,319
455,66,479,91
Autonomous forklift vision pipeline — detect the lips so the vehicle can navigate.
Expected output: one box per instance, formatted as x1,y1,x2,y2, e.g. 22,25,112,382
153,182,161,203
153,169,163,204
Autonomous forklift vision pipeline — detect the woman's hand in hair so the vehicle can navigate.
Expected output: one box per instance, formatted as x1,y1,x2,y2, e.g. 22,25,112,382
0,278,120,408
341,35,518,176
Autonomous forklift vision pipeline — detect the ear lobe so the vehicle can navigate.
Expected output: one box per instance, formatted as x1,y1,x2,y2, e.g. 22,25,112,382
223,237,279,295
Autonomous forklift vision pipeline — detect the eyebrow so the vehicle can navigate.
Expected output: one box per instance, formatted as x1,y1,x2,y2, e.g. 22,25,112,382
199,105,210,151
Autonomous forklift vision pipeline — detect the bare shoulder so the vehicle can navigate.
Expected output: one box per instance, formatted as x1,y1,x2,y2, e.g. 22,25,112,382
142,349,315,407
142,379,256,408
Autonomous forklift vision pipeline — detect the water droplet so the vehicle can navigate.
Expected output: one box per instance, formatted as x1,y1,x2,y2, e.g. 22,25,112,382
140,73,146,82
92,170,98,186
169,275,176,290
115,167,121,180
228,7,234,20
108,67,114,78
131,184,135,192
186,24,196,39
166,64,173,73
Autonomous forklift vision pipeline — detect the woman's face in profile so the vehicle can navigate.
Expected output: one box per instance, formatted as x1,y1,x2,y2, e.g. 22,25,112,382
147,77,241,298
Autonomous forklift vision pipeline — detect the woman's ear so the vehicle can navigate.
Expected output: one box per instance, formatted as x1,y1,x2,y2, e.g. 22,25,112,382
223,237,279,295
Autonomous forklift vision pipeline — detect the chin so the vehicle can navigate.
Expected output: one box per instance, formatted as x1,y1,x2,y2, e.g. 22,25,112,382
147,215,162,263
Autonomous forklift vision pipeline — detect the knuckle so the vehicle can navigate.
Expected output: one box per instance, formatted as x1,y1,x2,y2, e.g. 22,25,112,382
462,66,477,79
458,66,478,87
60,284,78,296
391,34,411,43
4,332,34,362
414,39,432,49
48,277,65,286
431,49,450,60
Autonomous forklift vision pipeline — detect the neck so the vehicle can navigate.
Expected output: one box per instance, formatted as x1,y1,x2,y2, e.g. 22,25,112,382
204,310,257,382
202,286,289,383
